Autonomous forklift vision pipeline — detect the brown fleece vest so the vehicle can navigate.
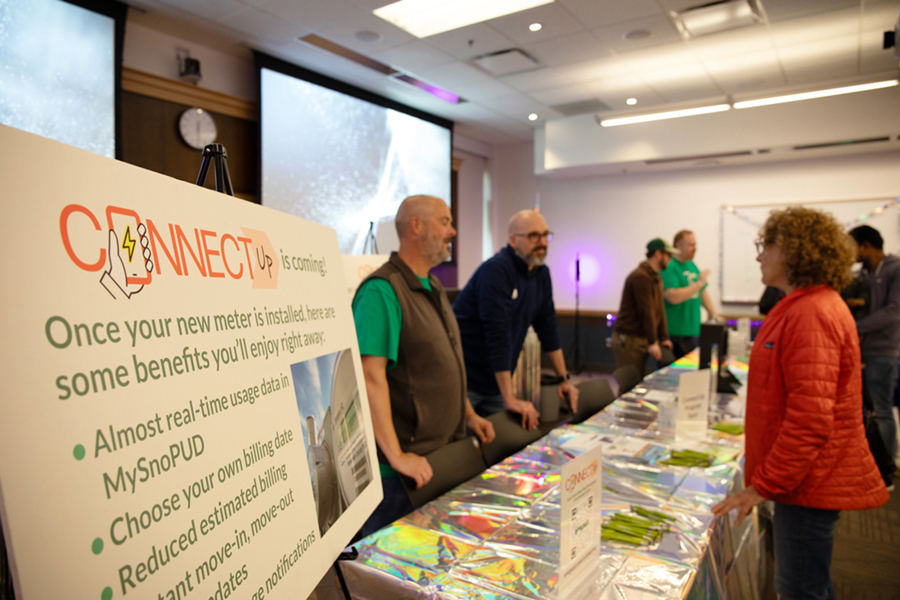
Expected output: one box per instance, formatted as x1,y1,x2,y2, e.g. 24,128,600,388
360,252,466,456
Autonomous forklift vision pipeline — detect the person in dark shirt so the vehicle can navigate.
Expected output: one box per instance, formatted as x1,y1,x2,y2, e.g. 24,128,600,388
758,286,785,315
613,238,675,377
453,210,578,430
849,225,900,468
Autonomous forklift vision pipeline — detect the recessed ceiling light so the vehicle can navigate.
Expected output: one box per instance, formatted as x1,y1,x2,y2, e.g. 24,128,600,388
374,0,554,38
599,104,730,127
626,98,637,105
733,79,899,109
528,113,538,121
354,30,383,43
529,23,542,31
623,29,652,41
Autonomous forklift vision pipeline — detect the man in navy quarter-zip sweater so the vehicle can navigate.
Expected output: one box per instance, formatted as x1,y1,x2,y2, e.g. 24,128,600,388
453,210,579,431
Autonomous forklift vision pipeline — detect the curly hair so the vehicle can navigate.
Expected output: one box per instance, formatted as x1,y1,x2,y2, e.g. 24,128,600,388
758,206,855,291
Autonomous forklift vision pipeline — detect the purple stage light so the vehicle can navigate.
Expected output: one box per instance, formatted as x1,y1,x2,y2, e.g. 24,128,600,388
393,75,459,104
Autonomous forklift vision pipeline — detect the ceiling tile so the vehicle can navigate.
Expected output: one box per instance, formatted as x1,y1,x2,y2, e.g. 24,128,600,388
417,62,516,101
860,52,899,75
256,0,364,31
685,26,775,60
862,1,900,31
584,74,666,110
423,23,516,61
450,102,537,138
529,83,595,105
369,41,456,74
702,49,786,92
782,60,858,85
156,0,246,21
522,31,613,67
769,8,861,47
487,92,564,121
218,8,308,43
776,34,860,73
500,67,575,92
348,0,395,9
639,63,722,102
592,14,682,52
454,122,527,145
557,0,664,29
317,13,417,54
616,42,696,73
860,29,900,73
764,0,861,24
486,3,585,46
656,0,711,11
555,56,631,84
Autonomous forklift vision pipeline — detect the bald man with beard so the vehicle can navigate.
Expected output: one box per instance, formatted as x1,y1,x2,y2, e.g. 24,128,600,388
453,210,579,431
353,195,495,537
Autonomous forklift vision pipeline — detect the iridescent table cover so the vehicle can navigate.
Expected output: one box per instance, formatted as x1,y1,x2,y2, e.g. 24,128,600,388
342,356,765,600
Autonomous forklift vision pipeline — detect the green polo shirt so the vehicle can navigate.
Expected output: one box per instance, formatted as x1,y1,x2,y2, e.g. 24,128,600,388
351,275,432,369
352,275,432,478
661,258,706,337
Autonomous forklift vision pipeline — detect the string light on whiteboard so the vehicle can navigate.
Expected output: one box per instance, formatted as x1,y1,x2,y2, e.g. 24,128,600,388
723,198,900,231
841,198,900,229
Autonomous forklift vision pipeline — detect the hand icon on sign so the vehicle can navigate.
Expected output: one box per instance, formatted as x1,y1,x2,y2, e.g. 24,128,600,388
99,224,153,300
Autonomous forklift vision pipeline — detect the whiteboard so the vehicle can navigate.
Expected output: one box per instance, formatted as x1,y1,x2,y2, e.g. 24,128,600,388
720,197,900,303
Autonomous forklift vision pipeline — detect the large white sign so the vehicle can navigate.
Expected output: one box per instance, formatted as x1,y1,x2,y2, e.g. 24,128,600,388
0,125,381,600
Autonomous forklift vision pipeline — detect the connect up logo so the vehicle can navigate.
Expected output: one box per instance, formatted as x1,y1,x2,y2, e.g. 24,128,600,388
564,460,599,492
60,204,279,300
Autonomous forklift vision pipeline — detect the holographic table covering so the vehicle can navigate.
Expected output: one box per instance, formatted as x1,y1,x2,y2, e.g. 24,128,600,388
342,357,765,600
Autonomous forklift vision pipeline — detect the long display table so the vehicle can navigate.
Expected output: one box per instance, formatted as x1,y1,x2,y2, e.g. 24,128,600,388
341,356,765,599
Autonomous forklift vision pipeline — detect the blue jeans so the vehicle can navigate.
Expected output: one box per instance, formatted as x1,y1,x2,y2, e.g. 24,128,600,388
360,475,413,538
863,355,899,459
773,503,840,600
468,390,506,418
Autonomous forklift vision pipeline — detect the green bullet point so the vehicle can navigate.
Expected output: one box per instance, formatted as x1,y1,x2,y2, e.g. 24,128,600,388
73,445,86,460
101,587,113,600
92,538,103,555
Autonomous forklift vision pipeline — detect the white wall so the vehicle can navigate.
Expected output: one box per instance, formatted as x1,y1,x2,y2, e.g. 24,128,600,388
453,148,486,286
491,142,538,254
493,144,900,315
123,20,256,101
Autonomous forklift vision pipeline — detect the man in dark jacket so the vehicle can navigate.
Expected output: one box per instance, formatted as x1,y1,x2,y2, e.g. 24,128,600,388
614,238,675,377
453,210,579,430
352,195,494,536
849,225,900,465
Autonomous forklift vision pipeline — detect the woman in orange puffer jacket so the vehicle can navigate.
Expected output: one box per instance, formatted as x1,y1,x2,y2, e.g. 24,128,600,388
712,207,888,600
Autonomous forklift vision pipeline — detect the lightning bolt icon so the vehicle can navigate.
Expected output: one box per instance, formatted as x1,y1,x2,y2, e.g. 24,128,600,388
122,225,136,263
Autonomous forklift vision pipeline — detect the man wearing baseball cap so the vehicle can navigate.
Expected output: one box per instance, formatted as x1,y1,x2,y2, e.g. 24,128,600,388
613,238,675,377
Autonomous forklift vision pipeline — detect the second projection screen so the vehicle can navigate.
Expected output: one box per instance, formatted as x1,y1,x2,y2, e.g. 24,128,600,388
261,67,451,254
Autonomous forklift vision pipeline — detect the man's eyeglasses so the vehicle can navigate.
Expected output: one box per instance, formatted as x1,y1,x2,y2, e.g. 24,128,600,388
514,231,553,243
755,240,768,254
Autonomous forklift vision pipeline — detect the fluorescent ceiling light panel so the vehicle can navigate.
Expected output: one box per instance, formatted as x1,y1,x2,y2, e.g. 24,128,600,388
734,80,899,109
600,104,730,127
374,0,554,38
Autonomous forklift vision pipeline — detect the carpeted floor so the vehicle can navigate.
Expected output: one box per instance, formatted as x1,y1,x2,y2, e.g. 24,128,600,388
832,484,900,600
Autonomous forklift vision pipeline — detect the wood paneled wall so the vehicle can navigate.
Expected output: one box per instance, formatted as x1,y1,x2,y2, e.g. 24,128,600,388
119,69,258,202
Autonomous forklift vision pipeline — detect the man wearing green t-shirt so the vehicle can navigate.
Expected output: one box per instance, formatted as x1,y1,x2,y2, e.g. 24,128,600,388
661,230,719,359
352,195,495,537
